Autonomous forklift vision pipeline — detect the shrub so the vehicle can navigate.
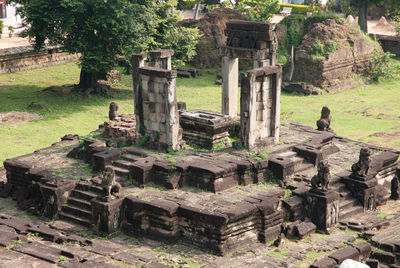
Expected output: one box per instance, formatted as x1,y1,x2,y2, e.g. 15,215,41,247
340,0,356,17
163,27,201,68
177,0,196,10
369,51,396,82
279,15,306,47
279,3,312,15
303,13,341,32
0,20,3,34
325,42,337,54
394,16,400,36
313,38,324,57
236,0,280,22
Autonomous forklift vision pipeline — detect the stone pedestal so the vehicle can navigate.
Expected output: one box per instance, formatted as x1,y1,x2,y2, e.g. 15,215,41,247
342,175,377,212
179,110,235,149
222,56,239,118
39,179,76,219
306,189,339,233
149,49,174,70
91,197,123,234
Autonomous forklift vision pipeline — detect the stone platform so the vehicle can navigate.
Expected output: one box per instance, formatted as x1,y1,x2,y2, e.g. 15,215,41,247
1,120,399,257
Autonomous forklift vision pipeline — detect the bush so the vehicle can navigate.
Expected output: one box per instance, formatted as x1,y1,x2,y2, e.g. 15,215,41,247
340,0,356,17
369,51,396,82
279,3,313,15
163,27,201,68
0,20,3,34
313,38,324,57
303,13,341,32
236,0,280,22
177,0,196,10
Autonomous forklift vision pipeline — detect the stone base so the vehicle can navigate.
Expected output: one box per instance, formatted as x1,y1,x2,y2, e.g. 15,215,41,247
182,131,231,150
306,189,340,233
91,198,124,234
104,114,136,139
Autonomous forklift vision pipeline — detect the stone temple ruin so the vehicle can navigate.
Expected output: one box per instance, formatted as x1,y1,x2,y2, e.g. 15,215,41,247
1,20,400,267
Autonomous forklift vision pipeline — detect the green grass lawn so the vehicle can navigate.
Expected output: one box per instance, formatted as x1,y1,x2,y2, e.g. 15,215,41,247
1,61,400,164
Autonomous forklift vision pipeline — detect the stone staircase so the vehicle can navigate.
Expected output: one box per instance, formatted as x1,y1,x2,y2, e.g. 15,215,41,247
58,181,104,227
268,145,315,183
108,147,154,186
330,180,364,221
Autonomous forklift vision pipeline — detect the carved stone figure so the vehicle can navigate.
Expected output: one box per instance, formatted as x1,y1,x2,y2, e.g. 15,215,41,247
101,166,121,201
351,147,371,178
311,160,331,191
109,102,119,120
316,106,331,131
391,169,400,200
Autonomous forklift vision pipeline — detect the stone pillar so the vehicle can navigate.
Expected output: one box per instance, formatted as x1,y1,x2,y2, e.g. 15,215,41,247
222,56,239,118
240,66,281,150
149,49,174,70
91,198,123,234
132,53,147,126
253,60,270,68
136,67,181,152
306,189,340,233
272,71,281,144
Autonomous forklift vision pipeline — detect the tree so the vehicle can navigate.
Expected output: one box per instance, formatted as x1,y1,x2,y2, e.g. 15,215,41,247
11,0,199,93
348,0,400,33
235,0,280,22
11,0,158,92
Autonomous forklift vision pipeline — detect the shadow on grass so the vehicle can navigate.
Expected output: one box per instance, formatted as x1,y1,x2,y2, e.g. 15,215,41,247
0,84,133,120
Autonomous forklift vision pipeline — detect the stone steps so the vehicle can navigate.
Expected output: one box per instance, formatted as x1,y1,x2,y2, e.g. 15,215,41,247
59,181,105,227
339,204,364,221
62,205,92,219
113,159,132,170
70,189,98,201
58,211,92,227
121,153,142,162
294,163,314,174
339,197,360,211
125,147,153,157
67,197,92,211
75,182,104,195
112,166,130,178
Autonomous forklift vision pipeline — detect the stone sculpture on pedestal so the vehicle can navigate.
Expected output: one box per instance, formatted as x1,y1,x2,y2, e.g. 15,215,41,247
316,106,331,131
311,160,331,191
109,102,119,120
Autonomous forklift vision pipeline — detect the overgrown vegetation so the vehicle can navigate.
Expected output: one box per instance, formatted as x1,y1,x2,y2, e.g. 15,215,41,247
11,0,199,93
369,51,398,82
235,0,280,22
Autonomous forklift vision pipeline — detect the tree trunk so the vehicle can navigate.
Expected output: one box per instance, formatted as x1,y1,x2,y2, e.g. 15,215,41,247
289,45,295,82
78,69,109,97
358,1,368,33
78,69,106,89
193,0,201,20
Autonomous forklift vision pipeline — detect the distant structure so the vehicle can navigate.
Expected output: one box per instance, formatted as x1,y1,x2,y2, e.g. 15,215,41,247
0,1,23,36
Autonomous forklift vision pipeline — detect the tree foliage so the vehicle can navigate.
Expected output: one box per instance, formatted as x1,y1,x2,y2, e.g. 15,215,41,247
235,0,280,22
11,0,199,89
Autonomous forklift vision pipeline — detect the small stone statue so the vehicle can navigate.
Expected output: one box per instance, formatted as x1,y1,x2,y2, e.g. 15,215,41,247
109,102,119,120
316,106,331,131
351,147,371,178
101,166,121,201
273,233,285,247
391,169,400,200
311,160,331,191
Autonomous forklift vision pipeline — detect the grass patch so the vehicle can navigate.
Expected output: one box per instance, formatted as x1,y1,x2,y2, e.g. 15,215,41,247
1,59,400,165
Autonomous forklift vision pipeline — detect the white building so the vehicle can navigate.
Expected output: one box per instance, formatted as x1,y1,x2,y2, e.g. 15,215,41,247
0,1,23,37
280,0,329,5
